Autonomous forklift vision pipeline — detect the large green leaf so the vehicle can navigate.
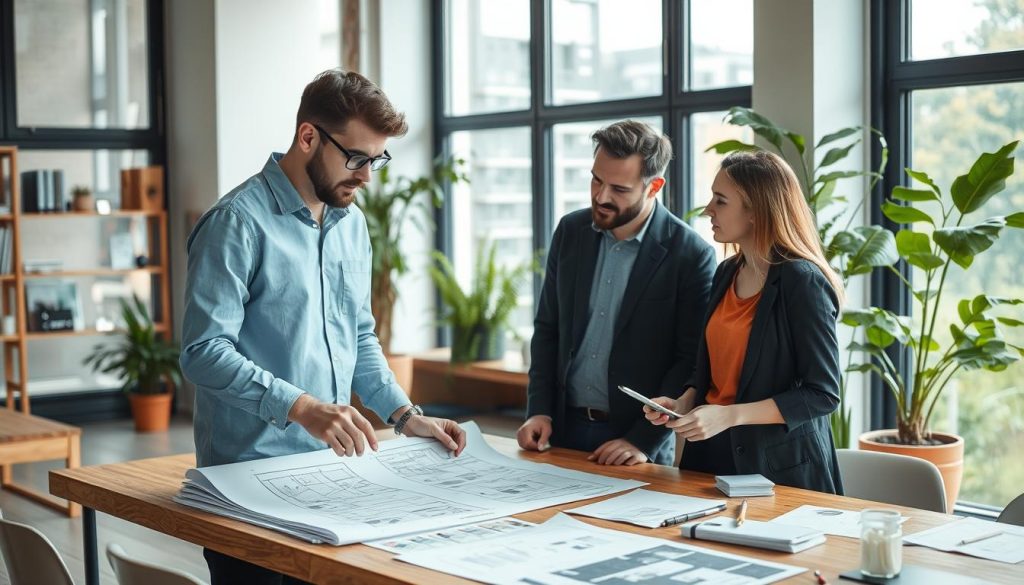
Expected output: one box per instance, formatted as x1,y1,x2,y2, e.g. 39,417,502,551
1006,212,1024,228
818,143,857,168
905,169,941,196
705,139,759,154
831,226,897,276
895,229,944,270
891,186,940,203
950,140,1019,214
816,126,860,148
933,217,1005,269
882,201,934,225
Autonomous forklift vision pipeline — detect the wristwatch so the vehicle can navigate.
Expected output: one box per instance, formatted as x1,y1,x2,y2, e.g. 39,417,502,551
394,404,423,436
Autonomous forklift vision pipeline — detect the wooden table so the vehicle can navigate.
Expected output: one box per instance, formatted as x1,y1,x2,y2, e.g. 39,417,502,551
0,408,80,516
50,435,1020,585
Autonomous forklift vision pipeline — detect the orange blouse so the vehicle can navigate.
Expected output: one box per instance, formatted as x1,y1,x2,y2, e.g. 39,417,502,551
704,274,762,406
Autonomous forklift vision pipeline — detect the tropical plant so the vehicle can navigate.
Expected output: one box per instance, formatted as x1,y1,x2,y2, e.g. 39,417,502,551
83,295,181,395
358,155,468,353
429,242,536,364
707,107,897,448
843,140,1024,444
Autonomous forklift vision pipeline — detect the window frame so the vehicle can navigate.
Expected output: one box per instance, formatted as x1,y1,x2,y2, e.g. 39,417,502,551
431,0,752,345
871,0,1024,512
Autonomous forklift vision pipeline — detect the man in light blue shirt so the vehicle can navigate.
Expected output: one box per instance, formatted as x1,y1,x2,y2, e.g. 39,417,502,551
181,70,465,585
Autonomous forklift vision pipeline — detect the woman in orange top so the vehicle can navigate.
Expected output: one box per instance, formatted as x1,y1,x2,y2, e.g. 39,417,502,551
645,150,845,494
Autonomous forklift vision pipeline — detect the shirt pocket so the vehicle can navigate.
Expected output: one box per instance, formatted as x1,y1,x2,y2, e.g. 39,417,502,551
340,259,371,315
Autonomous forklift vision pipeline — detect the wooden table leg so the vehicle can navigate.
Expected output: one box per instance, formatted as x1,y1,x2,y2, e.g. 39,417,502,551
66,434,81,517
83,507,99,585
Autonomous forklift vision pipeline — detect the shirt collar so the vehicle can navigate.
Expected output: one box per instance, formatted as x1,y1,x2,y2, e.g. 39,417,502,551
591,199,658,243
263,153,351,221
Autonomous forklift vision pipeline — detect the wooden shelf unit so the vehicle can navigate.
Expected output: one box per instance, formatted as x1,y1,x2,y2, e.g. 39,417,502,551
0,146,173,415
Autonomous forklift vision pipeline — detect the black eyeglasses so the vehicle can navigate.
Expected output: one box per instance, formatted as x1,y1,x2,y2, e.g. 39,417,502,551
313,124,392,171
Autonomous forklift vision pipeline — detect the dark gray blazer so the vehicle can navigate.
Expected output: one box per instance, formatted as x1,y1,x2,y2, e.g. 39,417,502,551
527,203,716,459
685,255,845,494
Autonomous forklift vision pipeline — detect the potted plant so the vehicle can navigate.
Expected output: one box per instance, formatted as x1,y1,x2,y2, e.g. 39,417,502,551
845,140,1022,510
357,156,468,388
429,242,535,364
83,295,182,432
707,107,897,449
71,185,94,212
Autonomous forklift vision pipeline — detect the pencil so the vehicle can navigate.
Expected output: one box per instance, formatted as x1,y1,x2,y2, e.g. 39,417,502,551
736,499,748,527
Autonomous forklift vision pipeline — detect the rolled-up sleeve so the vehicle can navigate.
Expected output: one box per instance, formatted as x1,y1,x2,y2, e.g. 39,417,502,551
773,267,842,431
180,208,305,429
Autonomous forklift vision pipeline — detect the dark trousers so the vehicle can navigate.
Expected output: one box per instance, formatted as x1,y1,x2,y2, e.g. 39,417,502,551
558,409,675,465
204,548,312,585
679,431,737,475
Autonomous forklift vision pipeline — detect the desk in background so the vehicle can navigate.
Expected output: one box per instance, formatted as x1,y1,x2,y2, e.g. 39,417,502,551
50,434,1021,585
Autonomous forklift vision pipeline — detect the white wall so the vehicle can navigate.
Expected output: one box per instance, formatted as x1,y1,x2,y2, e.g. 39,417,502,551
753,0,872,440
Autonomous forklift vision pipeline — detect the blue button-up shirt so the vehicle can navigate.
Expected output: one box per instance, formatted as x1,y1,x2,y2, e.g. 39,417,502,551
567,204,655,411
181,154,410,466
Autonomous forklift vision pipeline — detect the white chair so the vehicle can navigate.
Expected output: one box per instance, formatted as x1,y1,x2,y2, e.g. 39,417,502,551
107,543,208,585
997,493,1024,526
0,509,75,585
836,449,947,513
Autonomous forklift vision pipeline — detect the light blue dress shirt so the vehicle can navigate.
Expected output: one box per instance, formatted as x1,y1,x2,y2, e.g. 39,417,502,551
181,154,410,466
567,204,655,411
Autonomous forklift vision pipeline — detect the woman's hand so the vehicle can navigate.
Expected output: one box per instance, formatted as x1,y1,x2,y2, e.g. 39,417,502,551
665,404,737,441
643,396,682,426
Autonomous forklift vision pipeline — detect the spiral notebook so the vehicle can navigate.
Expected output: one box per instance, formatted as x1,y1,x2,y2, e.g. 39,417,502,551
681,518,826,553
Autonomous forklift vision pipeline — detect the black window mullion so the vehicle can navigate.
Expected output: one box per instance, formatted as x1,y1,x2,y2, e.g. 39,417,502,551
532,0,548,305
0,0,16,140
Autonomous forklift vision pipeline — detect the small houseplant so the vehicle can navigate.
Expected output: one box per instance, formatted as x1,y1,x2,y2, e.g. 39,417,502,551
707,107,897,448
83,295,181,432
429,242,535,364
846,140,1023,509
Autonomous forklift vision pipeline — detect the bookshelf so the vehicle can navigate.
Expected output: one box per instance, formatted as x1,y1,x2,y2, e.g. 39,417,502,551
0,146,173,415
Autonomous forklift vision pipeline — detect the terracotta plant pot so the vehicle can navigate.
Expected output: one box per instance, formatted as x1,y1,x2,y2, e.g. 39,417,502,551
128,392,173,432
858,429,964,513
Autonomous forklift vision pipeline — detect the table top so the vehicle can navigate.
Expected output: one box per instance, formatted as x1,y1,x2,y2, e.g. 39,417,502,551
49,434,1021,584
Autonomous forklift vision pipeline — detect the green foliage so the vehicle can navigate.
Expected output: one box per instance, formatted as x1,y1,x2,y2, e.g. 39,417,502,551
846,141,1024,443
82,296,181,395
707,107,896,448
429,242,536,364
357,155,469,353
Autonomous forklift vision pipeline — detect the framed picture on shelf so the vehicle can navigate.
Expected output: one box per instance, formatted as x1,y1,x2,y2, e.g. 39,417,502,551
25,280,85,332
109,232,135,270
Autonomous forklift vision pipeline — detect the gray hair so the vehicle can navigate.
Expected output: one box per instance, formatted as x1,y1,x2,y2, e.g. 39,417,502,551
591,120,673,184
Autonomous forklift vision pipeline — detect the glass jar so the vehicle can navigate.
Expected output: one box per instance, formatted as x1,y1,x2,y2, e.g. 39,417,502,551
860,509,902,578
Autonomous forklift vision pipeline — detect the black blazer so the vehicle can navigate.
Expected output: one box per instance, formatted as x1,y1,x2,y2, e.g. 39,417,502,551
527,203,716,458
685,256,845,494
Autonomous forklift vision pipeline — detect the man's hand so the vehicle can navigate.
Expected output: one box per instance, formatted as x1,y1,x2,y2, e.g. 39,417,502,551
588,438,648,466
288,394,378,457
400,413,467,456
517,415,553,451
665,404,736,441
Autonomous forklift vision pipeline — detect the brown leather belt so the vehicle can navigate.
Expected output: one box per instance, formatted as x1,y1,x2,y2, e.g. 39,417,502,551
573,407,609,422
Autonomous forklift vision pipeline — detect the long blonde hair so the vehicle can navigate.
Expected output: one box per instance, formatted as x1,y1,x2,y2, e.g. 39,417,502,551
720,150,845,305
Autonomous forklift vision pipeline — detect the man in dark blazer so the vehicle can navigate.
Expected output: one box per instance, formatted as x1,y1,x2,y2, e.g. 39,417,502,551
517,120,716,466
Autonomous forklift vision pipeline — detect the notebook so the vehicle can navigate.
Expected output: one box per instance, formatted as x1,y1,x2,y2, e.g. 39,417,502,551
681,518,826,553
715,474,775,497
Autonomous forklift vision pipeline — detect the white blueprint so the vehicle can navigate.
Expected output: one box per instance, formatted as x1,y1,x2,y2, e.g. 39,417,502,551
398,513,806,585
175,421,645,545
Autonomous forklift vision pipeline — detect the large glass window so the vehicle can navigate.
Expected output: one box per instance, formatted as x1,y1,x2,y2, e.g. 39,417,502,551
908,83,1024,508
689,0,754,90
910,0,1024,60
14,0,151,129
445,0,531,115
690,111,753,260
549,0,663,105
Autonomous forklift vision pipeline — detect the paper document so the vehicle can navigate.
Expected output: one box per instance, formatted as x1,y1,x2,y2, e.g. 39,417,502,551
365,517,535,554
398,513,806,584
903,516,1024,564
772,505,907,539
566,489,726,528
175,421,645,545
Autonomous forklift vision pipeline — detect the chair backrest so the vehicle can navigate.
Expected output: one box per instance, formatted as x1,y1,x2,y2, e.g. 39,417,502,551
836,449,947,513
106,543,207,585
997,493,1024,526
0,510,75,585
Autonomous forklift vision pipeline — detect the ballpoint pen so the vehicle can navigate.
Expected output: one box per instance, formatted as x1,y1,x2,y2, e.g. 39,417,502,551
958,530,1003,546
736,499,748,527
660,504,727,527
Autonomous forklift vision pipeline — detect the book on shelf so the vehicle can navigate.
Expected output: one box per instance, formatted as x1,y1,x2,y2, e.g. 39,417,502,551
21,169,66,213
23,259,64,274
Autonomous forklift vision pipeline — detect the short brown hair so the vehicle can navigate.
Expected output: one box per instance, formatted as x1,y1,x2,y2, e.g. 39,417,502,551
295,69,408,137
591,120,672,183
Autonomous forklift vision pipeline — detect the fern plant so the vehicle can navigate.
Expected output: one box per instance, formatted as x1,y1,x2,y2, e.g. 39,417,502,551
429,242,535,363
83,295,181,394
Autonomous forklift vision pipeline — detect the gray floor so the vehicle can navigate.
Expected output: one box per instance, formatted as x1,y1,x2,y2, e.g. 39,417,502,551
0,413,522,585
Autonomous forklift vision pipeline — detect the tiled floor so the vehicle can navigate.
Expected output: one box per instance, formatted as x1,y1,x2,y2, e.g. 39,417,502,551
0,412,522,585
